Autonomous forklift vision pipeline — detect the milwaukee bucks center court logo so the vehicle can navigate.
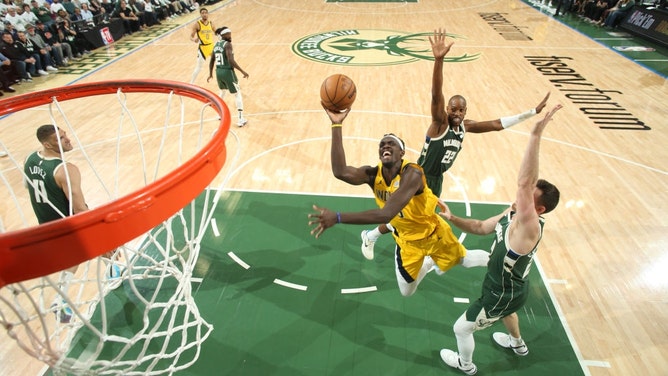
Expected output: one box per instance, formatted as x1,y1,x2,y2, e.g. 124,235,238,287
292,29,481,66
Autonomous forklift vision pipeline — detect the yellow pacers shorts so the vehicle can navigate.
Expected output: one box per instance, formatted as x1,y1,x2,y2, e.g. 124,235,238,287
394,217,466,281
199,43,214,58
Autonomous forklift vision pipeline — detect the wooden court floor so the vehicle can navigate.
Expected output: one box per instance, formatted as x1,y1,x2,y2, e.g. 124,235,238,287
1,1,667,375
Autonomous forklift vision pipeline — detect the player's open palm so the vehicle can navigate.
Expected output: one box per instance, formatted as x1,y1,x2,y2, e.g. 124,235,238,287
534,104,563,135
429,28,454,60
535,92,551,114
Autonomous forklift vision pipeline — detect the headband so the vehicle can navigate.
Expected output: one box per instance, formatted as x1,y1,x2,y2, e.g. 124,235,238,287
383,134,405,150
218,28,231,35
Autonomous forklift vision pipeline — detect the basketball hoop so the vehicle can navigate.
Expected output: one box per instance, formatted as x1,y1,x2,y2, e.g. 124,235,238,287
0,80,229,375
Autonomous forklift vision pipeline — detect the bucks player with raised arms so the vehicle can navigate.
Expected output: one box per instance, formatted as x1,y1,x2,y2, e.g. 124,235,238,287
308,106,491,298
24,125,88,323
438,104,562,375
207,26,249,127
190,7,215,84
360,28,550,261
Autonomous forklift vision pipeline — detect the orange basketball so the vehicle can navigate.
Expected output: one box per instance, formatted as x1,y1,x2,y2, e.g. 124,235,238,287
320,74,357,112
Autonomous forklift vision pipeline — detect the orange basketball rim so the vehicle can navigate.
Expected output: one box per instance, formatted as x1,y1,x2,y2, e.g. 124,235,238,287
0,80,231,289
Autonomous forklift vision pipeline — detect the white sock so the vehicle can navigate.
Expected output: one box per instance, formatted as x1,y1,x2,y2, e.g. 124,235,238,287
366,227,382,242
190,56,204,83
235,91,244,116
397,256,433,297
460,249,490,268
420,256,442,283
453,314,476,364
510,335,524,346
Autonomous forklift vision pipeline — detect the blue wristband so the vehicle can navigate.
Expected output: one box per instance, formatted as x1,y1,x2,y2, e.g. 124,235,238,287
336,212,341,223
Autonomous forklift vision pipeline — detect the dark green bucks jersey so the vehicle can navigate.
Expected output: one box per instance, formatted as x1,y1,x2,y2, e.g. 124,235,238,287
24,151,70,224
482,212,545,317
417,125,465,177
213,40,231,69
416,125,465,196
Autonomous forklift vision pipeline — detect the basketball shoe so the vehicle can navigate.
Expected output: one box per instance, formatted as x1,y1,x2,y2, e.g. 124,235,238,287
108,263,123,287
51,300,73,324
440,349,477,375
492,332,529,356
108,264,122,279
237,118,248,127
360,230,375,260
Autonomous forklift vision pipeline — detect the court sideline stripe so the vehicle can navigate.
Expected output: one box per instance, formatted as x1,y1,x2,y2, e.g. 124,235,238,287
228,252,250,270
535,257,595,376
581,360,612,368
274,279,308,291
341,286,377,294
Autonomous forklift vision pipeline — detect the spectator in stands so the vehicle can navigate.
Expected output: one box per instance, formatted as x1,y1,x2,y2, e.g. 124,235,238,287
97,5,111,23
0,0,13,16
182,0,194,13
70,6,94,32
180,0,197,12
584,0,614,23
56,19,87,57
150,0,169,20
62,0,77,15
87,0,103,15
128,0,149,30
115,0,142,35
554,0,575,16
50,0,67,18
80,4,94,23
0,31,37,81
61,20,91,55
0,69,16,95
30,0,55,29
26,24,63,68
4,6,27,30
603,0,635,28
70,6,84,22
100,0,115,14
20,4,40,27
596,0,627,26
2,21,18,41
572,0,591,15
36,20,75,64
16,30,55,74
159,0,185,18
140,0,161,26
55,9,71,23
0,52,18,92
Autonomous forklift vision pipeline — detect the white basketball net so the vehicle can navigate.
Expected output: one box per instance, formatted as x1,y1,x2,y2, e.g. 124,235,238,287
0,83,226,375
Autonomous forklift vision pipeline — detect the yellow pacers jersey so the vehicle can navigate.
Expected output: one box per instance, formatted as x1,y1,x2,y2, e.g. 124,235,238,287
373,160,441,241
197,20,215,58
